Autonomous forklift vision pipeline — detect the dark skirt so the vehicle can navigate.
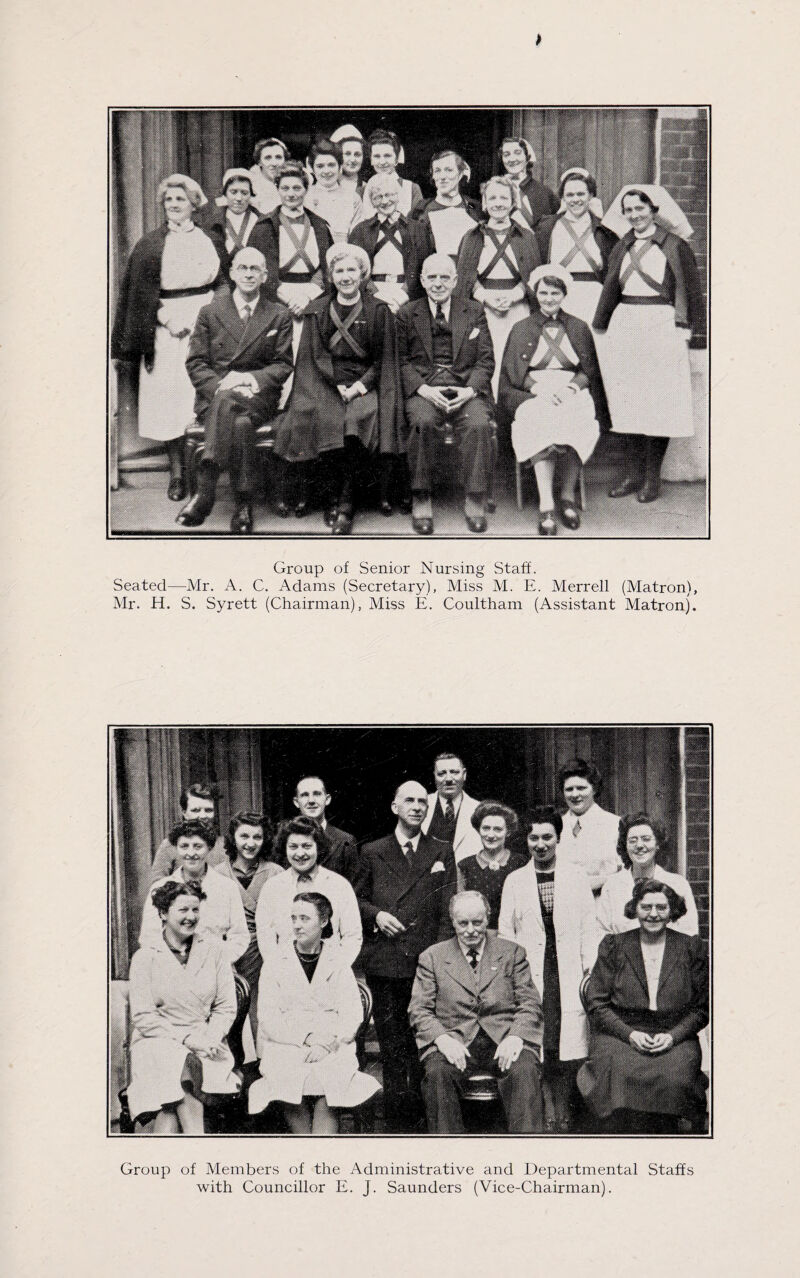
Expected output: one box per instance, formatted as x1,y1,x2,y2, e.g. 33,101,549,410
541,914,562,1062
578,1032,705,1119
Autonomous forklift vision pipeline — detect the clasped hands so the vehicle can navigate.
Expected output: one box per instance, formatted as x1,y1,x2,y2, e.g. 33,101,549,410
417,384,475,415
434,1033,524,1073
216,371,258,399
303,1031,339,1063
337,382,367,404
182,1028,228,1060
628,1030,674,1055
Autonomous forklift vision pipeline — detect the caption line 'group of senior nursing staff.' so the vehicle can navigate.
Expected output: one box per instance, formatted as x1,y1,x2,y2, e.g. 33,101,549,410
125,754,708,1137
112,123,704,534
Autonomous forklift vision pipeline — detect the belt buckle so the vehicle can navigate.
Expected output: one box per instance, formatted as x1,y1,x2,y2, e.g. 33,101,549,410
384,273,398,285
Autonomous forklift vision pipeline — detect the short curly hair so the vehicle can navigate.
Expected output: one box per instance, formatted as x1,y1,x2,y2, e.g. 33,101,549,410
273,815,331,864
470,800,518,836
623,877,687,922
253,137,289,167
224,810,273,863
525,805,564,839
480,174,520,212
277,160,310,191
557,758,603,795
168,819,216,850
558,170,598,200
617,812,668,867
151,878,206,914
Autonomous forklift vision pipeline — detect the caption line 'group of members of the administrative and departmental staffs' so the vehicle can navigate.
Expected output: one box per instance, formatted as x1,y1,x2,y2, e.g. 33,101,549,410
112,126,705,536
125,753,708,1137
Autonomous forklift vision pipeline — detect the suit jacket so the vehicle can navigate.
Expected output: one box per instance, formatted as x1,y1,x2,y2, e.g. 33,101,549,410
421,790,482,864
409,933,543,1056
497,306,610,432
395,296,495,403
248,206,334,305
185,289,293,422
357,832,456,978
514,175,559,229
585,929,708,1044
349,214,434,301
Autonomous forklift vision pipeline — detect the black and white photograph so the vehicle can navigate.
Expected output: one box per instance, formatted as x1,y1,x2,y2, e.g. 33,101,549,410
109,724,712,1138
109,107,709,540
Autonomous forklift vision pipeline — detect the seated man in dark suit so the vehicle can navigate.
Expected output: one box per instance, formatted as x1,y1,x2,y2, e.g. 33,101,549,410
396,254,495,534
178,246,293,533
291,774,365,896
358,780,456,1132
148,781,226,884
409,890,544,1133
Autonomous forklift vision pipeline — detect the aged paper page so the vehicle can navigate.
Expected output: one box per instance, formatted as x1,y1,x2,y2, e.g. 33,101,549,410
3,1,797,1274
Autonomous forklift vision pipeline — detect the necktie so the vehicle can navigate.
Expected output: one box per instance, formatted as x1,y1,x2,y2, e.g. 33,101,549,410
444,798,455,833
242,302,252,326
467,947,480,970
572,819,581,837
434,302,446,332
404,840,414,869
296,872,313,883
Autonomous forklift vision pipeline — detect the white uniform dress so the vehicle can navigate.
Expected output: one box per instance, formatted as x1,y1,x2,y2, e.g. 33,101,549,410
370,225,408,311
248,941,381,1113
600,229,694,437
127,932,240,1121
254,865,363,967
137,224,220,441
597,864,699,936
426,201,479,260
248,166,281,216
548,213,605,326
475,229,530,398
139,868,249,967
304,183,363,242
511,317,600,465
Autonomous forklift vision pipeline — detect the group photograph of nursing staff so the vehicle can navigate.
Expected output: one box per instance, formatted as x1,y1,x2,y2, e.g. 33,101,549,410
109,723,711,1137
110,106,708,538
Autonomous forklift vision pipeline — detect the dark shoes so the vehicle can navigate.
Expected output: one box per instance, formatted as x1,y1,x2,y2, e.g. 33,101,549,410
559,498,581,530
637,476,661,503
275,500,291,518
538,510,558,536
176,493,214,527
230,501,253,534
332,512,353,535
412,516,434,535
379,499,393,517
294,500,310,518
167,475,186,502
465,514,487,533
608,474,641,498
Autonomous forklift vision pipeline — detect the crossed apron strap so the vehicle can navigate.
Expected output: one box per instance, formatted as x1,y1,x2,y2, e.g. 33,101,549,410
328,298,368,359
529,321,579,371
477,228,522,285
225,208,257,255
373,220,404,256
619,238,665,294
557,216,603,278
279,211,316,272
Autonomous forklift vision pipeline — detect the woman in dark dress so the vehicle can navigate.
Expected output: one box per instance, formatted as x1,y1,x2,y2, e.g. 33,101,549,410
499,807,599,1131
497,136,558,231
578,878,708,1133
457,801,527,928
211,811,280,1038
274,242,404,534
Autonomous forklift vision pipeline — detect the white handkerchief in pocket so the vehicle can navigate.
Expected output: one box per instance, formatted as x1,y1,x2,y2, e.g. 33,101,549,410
266,328,277,337
430,861,445,873
468,327,480,340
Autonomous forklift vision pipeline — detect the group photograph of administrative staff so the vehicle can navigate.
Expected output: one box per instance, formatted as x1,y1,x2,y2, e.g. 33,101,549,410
109,107,709,540
109,724,711,1138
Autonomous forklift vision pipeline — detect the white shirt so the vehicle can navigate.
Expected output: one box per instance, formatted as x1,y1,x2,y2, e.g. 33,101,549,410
232,288,260,322
254,864,362,966
428,298,452,325
394,828,422,857
139,868,249,967
457,935,486,965
558,802,622,894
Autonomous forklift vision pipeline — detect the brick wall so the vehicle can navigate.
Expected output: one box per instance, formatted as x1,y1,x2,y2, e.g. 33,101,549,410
658,111,709,347
683,725,711,941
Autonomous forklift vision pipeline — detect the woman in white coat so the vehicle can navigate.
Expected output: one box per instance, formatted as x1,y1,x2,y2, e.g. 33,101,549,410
128,879,240,1132
248,892,380,1132
255,816,362,966
597,812,698,937
499,806,599,1131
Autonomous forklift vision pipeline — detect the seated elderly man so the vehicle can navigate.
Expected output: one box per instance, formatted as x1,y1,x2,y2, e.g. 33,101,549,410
408,890,544,1133
178,247,293,532
396,254,495,533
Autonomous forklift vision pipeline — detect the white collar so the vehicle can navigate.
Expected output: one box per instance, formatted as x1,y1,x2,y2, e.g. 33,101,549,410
439,792,461,813
457,935,486,961
395,828,422,853
233,288,260,315
428,298,451,321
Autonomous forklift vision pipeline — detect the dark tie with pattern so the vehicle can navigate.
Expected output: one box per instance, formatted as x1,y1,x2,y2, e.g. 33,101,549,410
444,798,456,837
434,301,447,333
242,302,252,327
296,872,313,883
404,840,414,870
467,946,480,971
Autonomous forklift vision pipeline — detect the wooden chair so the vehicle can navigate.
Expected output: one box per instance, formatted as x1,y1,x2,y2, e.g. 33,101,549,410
341,977,377,1134
183,418,281,497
